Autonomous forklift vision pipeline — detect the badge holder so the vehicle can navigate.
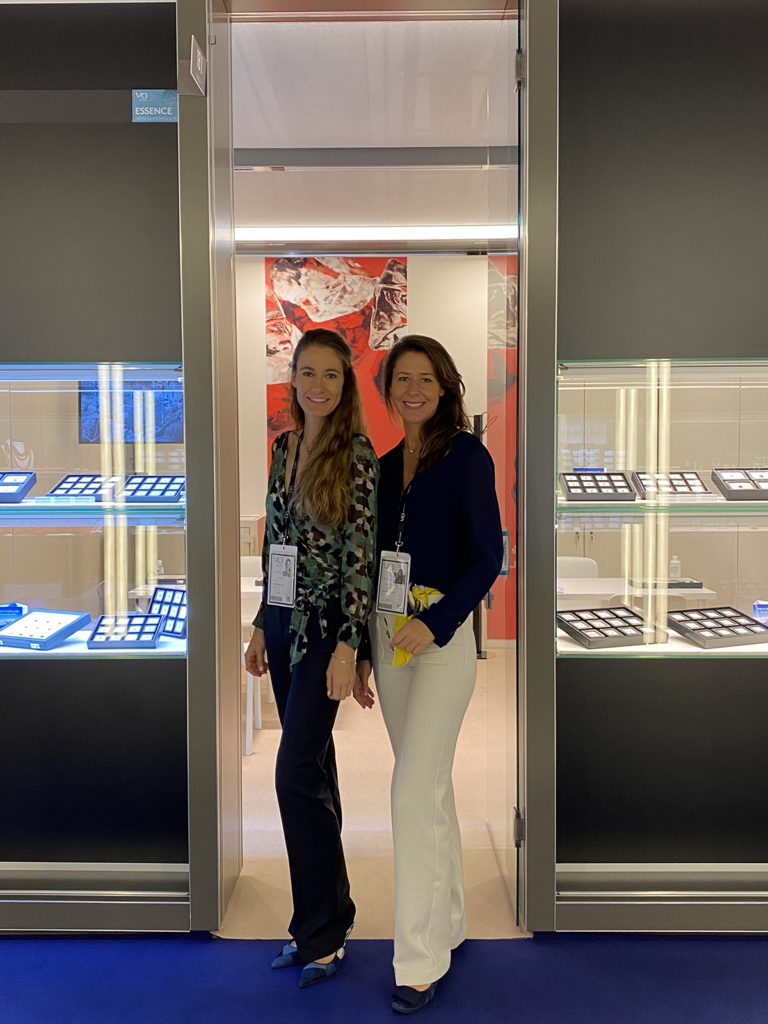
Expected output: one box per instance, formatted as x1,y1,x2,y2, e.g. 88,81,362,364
376,550,411,615
268,544,298,608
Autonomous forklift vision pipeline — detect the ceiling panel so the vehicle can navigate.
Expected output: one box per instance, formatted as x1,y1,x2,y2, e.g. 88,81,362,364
232,18,517,150
232,17,518,236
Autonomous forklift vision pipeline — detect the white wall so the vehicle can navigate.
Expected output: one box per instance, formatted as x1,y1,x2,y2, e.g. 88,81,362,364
235,253,489,520
236,257,268,523
406,254,489,419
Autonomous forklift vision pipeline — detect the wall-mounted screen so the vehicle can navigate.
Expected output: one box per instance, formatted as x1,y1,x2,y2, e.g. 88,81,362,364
78,379,184,444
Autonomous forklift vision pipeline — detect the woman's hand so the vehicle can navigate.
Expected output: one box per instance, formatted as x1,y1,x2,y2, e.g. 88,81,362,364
245,627,268,677
390,618,435,657
326,642,356,701
353,660,375,710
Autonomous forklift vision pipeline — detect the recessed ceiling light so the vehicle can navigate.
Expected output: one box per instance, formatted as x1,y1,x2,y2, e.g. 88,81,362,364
235,224,518,243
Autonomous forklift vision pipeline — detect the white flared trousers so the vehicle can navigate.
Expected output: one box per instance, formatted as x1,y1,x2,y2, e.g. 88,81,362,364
371,611,477,986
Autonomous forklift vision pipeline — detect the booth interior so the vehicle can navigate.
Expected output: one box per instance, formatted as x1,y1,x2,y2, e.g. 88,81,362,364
225,16,520,937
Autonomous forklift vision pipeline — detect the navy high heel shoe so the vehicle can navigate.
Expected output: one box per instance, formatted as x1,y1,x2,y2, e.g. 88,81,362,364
270,942,302,969
298,946,345,988
391,980,438,1014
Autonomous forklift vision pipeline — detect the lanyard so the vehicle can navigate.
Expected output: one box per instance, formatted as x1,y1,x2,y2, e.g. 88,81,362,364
281,432,302,544
395,480,413,553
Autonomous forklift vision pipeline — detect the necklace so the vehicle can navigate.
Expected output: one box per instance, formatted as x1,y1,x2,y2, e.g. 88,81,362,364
405,440,422,456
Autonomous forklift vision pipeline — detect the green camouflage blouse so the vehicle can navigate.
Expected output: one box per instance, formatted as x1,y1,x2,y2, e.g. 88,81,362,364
254,431,379,667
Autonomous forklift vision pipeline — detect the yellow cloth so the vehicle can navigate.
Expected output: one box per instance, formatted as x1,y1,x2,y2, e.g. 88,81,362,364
392,585,442,666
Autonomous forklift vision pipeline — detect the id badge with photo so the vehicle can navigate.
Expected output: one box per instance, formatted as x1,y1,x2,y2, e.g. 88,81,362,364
376,550,411,615
267,544,298,607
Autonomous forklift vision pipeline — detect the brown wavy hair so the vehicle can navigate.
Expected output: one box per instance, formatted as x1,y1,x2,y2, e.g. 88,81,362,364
289,328,367,526
383,334,471,472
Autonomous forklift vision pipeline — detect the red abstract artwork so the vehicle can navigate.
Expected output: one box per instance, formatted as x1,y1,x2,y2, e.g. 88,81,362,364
485,253,518,641
265,256,408,459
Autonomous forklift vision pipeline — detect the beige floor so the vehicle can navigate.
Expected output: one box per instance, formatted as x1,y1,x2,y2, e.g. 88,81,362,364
218,648,524,941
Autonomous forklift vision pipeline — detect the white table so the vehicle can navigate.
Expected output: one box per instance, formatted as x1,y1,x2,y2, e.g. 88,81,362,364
557,576,717,608
128,578,186,611
240,579,273,753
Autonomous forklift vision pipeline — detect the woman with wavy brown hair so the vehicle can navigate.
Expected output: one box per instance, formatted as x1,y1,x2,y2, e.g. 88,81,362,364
245,327,378,988
355,334,502,1014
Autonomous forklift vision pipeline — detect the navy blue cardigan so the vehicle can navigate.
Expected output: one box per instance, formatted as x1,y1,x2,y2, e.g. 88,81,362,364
364,430,503,652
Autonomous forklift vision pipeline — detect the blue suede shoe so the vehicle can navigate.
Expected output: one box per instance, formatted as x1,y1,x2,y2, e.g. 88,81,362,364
391,981,438,1014
298,946,345,988
270,942,302,969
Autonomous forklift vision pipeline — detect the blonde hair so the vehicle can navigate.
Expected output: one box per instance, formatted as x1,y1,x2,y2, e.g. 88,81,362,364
290,329,367,527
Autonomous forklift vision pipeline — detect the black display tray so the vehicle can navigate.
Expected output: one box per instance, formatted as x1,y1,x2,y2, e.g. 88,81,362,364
630,470,709,498
557,606,646,649
667,606,768,648
711,468,768,501
559,471,636,501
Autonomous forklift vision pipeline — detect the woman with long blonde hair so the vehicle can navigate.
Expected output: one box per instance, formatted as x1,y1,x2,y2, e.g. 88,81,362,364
245,328,378,988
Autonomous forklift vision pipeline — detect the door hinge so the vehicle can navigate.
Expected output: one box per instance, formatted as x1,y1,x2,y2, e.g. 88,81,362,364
513,807,525,847
515,49,525,89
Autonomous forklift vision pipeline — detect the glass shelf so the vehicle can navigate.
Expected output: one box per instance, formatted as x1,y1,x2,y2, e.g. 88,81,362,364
557,500,768,517
0,501,186,524
0,631,186,659
557,631,768,658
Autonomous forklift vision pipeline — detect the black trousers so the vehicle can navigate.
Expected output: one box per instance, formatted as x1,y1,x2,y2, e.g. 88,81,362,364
263,600,356,963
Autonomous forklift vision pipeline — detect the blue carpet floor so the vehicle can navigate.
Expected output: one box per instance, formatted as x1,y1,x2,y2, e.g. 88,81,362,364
1,933,767,1023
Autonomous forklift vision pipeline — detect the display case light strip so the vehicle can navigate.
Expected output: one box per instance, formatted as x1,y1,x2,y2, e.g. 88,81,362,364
235,224,518,243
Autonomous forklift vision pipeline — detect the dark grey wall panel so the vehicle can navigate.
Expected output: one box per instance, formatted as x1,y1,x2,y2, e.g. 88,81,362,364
0,124,181,363
558,0,768,361
0,3,176,90
0,658,188,862
557,657,768,862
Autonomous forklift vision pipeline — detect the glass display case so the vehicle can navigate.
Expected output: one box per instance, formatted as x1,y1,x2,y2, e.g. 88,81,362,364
556,359,768,656
0,363,187,657
0,363,189,927
554,359,768,928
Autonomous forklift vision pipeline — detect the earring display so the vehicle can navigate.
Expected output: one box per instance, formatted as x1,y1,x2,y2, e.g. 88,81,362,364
711,469,768,500
47,474,122,498
87,613,167,650
667,607,768,648
0,609,91,651
559,471,635,501
631,471,709,498
148,586,187,637
557,606,647,648
122,475,186,503
0,471,36,503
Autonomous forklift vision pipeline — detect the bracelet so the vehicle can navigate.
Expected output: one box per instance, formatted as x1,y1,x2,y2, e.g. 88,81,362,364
331,653,354,664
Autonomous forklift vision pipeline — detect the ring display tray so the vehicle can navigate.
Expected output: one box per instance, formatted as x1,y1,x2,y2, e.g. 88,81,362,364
148,586,188,637
0,609,91,650
557,606,647,648
559,471,636,501
0,471,36,503
667,607,768,648
47,474,122,498
631,471,709,498
87,613,167,650
122,475,186,503
711,469,768,500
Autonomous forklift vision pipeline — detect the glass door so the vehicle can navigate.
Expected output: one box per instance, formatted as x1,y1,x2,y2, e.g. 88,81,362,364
231,10,520,931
